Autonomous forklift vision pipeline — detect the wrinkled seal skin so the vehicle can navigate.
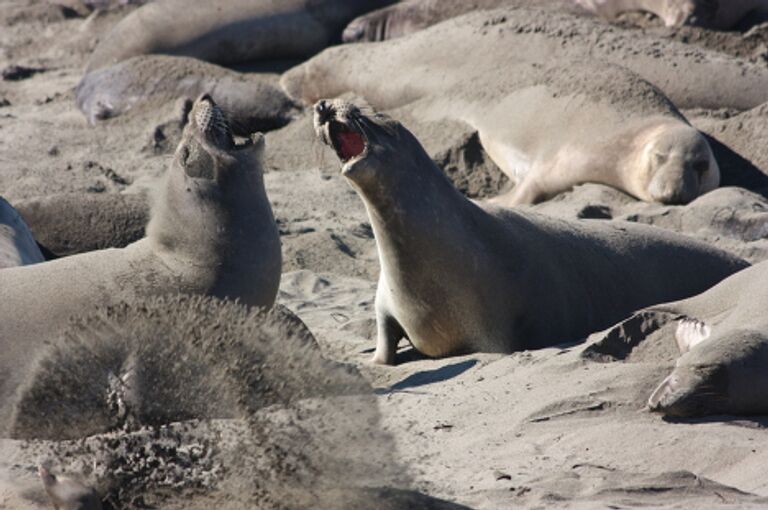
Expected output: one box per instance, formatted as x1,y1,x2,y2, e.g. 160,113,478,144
85,0,397,71
39,466,102,510
0,196,44,269
0,96,281,430
642,260,768,417
76,55,300,133
576,0,768,29
313,99,747,365
342,0,583,42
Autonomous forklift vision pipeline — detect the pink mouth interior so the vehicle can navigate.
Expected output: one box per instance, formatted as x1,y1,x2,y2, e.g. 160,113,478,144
331,122,366,161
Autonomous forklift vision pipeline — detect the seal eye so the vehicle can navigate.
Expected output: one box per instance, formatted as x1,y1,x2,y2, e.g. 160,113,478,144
654,152,667,167
329,121,366,162
691,160,709,177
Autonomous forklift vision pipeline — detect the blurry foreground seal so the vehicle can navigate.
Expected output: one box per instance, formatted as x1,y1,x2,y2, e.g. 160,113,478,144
0,196,44,268
38,466,102,510
0,95,281,426
85,0,396,71
314,99,747,364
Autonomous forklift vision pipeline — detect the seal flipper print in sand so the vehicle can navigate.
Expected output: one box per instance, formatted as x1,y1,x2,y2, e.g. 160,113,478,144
314,99,747,365
0,95,281,430
85,0,397,71
0,196,44,268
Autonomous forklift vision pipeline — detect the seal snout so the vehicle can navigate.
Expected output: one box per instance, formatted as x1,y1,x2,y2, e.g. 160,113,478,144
313,99,367,164
190,94,234,150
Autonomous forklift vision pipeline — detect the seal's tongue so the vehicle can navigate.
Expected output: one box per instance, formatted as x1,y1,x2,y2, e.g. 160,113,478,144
331,122,365,162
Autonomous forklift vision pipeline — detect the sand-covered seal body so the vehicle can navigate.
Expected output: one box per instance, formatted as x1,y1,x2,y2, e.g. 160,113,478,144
76,55,300,133
85,0,396,71
0,196,44,268
39,466,102,510
284,7,768,112
0,96,281,429
314,99,747,365
642,261,768,417
576,0,768,29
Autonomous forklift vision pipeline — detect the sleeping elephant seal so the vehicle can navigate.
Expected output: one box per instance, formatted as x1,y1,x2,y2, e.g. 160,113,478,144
443,62,719,205
0,95,281,430
0,196,44,268
313,99,747,365
76,55,300,133
575,0,768,29
644,261,768,417
85,0,397,71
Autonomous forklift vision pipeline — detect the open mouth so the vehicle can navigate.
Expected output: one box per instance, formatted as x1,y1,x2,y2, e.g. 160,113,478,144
329,120,367,163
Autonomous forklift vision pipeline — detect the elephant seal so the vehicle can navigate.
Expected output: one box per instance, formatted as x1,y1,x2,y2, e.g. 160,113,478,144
447,62,719,205
342,0,584,42
644,261,768,417
76,55,300,133
0,196,44,268
85,0,396,71
0,95,281,429
313,99,747,365
575,0,768,29
284,7,768,111
14,193,148,257
38,466,102,510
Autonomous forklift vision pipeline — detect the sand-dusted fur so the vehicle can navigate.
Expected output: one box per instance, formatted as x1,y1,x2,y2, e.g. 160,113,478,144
11,295,459,510
0,96,281,430
0,196,44,268
85,0,396,71
576,0,768,29
283,7,768,112
76,55,300,134
14,193,149,257
38,466,102,510
314,99,747,365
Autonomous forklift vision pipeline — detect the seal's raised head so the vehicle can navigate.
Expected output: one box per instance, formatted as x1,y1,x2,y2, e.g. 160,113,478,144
313,98,426,190
174,94,265,183
638,123,719,205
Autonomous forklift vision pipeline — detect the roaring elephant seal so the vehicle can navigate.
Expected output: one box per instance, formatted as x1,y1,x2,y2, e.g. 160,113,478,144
283,7,768,111
313,99,747,365
76,55,300,133
342,0,584,42
38,466,102,510
0,196,44,268
85,0,396,71
575,0,768,29
0,95,281,429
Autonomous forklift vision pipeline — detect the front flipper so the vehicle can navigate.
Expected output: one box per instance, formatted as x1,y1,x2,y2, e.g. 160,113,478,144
371,310,405,366
675,318,711,353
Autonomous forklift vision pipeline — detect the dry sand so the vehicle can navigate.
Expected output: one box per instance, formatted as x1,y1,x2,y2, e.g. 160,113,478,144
1,1,768,509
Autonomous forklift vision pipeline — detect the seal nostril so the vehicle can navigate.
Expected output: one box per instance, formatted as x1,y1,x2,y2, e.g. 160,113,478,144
315,100,333,125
